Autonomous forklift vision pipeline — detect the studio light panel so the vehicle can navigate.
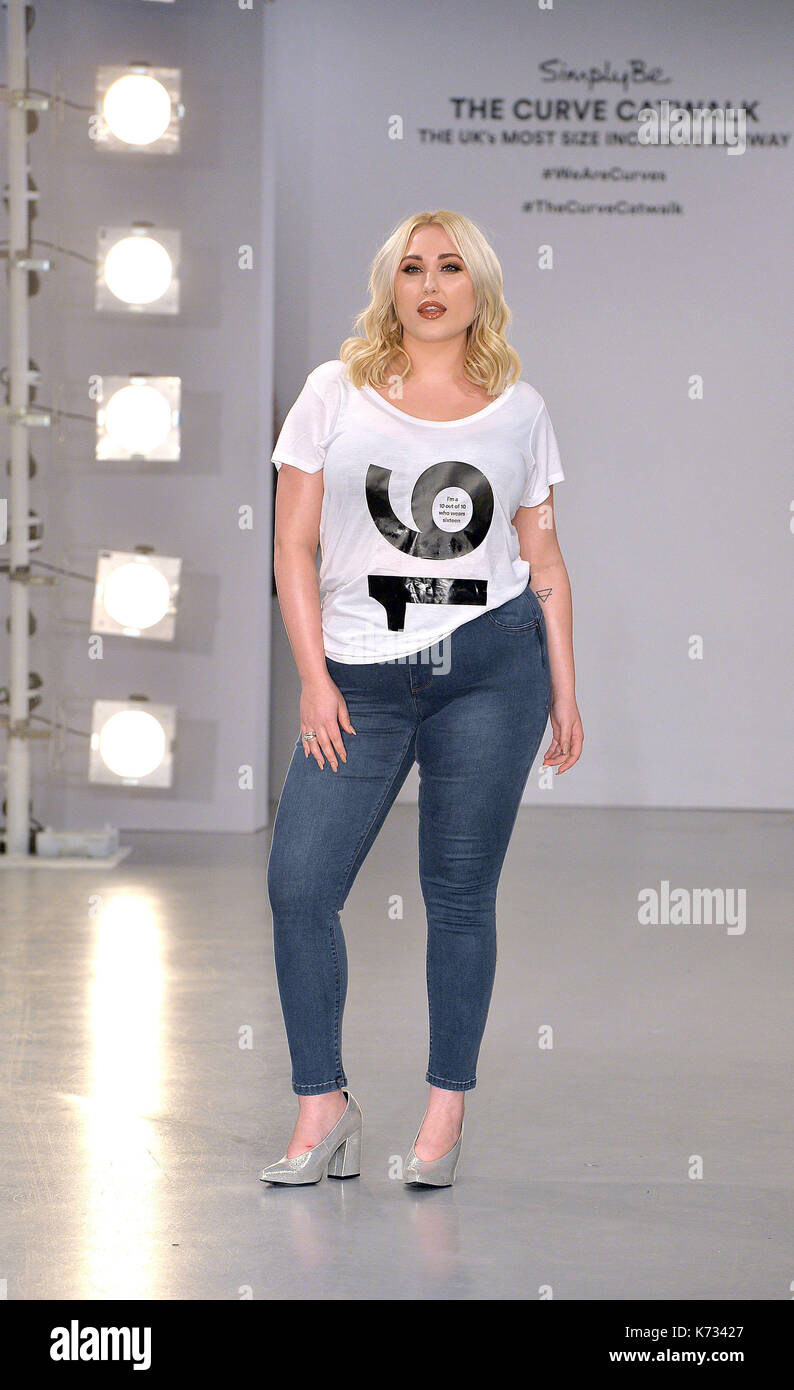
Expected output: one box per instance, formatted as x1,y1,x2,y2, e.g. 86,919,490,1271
89,700,176,788
96,225,181,314
92,550,182,641
94,65,182,153
96,376,181,461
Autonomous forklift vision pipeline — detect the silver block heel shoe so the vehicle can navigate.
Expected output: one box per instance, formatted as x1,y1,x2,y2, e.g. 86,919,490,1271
403,1120,464,1188
259,1089,363,1185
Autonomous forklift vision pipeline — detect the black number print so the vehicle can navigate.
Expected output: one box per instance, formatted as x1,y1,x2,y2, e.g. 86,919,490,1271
365,460,493,631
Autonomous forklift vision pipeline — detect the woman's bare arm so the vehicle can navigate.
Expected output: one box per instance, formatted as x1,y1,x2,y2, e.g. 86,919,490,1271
273,465,355,770
512,486,583,773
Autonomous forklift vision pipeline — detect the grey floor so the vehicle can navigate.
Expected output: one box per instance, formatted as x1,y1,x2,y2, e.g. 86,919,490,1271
1,807,792,1301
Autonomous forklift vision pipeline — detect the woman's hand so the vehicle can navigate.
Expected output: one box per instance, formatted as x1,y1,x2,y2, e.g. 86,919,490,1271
543,693,583,775
299,675,356,771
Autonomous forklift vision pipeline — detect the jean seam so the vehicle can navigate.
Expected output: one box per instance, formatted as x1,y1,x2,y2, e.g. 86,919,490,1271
327,906,345,1087
418,749,434,1084
408,668,423,718
294,1077,345,1094
426,1071,477,1089
426,926,434,1081
485,614,539,632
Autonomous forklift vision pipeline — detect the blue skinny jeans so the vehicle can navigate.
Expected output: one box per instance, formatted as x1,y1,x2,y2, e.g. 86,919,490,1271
266,579,551,1094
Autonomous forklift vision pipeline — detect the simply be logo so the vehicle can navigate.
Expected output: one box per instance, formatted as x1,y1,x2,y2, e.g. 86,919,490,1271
637,880,746,935
637,101,747,154
50,1321,151,1371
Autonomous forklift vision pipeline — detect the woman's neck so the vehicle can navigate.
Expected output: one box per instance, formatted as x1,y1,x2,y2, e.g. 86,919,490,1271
392,332,470,385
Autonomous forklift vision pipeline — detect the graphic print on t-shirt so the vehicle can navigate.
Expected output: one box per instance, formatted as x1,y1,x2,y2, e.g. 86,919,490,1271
270,361,565,662
365,459,493,631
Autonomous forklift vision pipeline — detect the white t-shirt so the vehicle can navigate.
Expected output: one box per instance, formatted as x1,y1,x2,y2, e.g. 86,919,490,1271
271,359,565,663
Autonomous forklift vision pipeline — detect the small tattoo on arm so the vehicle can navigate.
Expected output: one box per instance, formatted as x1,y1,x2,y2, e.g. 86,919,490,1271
537,587,552,603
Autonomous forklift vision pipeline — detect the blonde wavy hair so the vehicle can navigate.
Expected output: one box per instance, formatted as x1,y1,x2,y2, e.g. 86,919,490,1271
339,210,522,397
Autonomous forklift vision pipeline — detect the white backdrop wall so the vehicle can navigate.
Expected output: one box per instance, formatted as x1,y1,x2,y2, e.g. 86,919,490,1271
0,0,275,834
267,0,793,810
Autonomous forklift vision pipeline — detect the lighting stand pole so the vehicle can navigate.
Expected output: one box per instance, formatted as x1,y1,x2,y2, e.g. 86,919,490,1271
4,0,44,857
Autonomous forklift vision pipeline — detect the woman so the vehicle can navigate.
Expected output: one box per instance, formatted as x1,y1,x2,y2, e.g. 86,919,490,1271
261,210,583,1188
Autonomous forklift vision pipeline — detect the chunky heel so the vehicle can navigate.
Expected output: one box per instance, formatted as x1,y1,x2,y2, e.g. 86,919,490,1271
327,1125,362,1178
259,1089,363,1185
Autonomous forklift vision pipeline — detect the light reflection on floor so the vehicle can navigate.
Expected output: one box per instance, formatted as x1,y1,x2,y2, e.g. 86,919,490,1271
86,892,164,1300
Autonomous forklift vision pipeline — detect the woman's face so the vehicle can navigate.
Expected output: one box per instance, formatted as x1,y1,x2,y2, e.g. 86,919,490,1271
393,223,477,344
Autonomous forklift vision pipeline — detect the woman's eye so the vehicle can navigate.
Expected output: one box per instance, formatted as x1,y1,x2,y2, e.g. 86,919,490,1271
402,263,462,274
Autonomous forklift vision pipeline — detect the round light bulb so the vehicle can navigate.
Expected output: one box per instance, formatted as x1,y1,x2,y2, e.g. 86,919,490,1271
104,563,171,631
98,710,167,780
104,383,172,455
103,235,173,305
103,74,172,146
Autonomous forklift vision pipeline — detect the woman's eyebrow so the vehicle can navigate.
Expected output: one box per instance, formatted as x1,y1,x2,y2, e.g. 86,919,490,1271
399,252,464,263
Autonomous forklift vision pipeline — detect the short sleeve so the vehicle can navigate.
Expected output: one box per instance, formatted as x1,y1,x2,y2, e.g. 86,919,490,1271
271,365,340,474
519,398,565,508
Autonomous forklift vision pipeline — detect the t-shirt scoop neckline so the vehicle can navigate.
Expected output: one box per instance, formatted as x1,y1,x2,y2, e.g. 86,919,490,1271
360,381,517,427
